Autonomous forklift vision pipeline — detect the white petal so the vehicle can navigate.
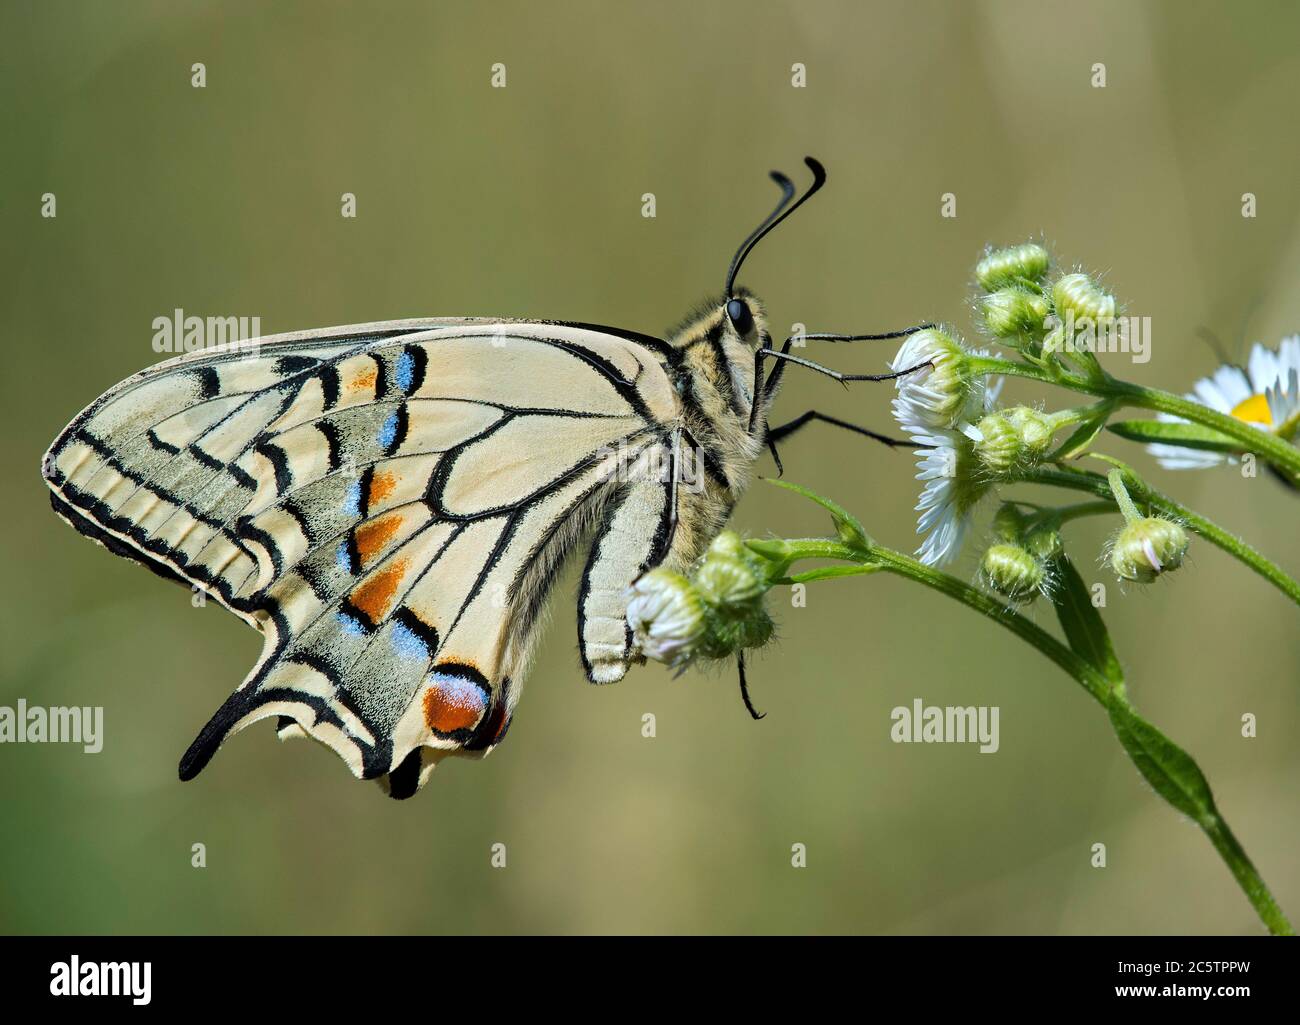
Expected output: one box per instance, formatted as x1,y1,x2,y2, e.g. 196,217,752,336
1147,442,1225,470
1195,366,1249,412
1276,337,1300,380
1247,342,1280,393
1266,368,1300,428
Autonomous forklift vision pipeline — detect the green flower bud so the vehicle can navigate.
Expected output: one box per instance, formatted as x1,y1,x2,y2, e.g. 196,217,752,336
698,608,775,660
992,503,1028,541
980,287,1050,340
695,553,765,610
1003,406,1055,459
705,529,749,562
1109,518,1189,583
627,569,707,665
966,406,1055,474
695,530,769,610
980,543,1045,604
1041,326,1066,355
1024,526,1063,562
976,243,1051,291
1052,272,1116,325
968,411,1022,474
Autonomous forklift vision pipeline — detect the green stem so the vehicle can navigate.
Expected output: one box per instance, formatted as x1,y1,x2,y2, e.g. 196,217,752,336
968,355,1300,479
1019,463,1300,608
772,538,1111,702
1040,500,1114,527
1201,813,1294,937
764,534,1292,934
1106,469,1143,523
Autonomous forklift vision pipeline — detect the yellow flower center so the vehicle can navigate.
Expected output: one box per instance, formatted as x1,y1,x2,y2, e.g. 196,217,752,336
1230,393,1272,426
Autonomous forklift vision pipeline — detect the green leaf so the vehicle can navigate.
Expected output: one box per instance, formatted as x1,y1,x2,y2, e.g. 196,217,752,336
782,564,883,584
1108,702,1216,822
1049,556,1123,685
1050,403,1113,460
763,478,873,552
1108,419,1242,453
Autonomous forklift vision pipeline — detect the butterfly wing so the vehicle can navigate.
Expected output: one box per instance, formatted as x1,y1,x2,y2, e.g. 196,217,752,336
43,318,683,797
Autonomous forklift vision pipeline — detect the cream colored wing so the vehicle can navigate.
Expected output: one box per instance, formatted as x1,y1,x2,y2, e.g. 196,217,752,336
43,318,682,798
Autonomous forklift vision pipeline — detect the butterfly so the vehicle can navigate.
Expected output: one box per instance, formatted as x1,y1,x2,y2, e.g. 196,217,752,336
42,157,929,799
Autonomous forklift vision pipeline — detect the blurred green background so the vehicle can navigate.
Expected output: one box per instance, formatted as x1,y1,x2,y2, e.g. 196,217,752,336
2,0,1297,935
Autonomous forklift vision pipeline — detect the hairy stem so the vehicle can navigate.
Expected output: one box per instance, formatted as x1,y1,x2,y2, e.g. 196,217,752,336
1018,464,1300,608
967,355,1300,479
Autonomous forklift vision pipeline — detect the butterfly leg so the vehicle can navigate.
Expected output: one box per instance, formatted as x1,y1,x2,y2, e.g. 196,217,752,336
767,411,912,448
737,651,764,720
748,324,935,436
579,445,676,684
761,348,932,386
761,412,912,477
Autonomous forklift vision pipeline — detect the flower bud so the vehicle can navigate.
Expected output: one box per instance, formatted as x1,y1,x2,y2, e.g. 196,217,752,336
1041,325,1066,355
976,243,1051,291
694,534,766,610
627,569,706,665
967,411,1022,474
980,543,1045,604
980,287,1050,340
1052,272,1116,325
965,406,1055,474
1108,518,1189,582
1024,526,1063,562
992,502,1028,541
698,608,775,660
1003,406,1055,459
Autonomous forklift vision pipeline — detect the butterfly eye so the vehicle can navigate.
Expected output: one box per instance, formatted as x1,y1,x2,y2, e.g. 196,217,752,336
726,298,754,335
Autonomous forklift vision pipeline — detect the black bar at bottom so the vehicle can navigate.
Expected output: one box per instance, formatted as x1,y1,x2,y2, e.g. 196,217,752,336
0,935,1289,1012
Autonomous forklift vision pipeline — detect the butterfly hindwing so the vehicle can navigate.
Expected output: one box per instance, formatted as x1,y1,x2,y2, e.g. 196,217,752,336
43,319,682,796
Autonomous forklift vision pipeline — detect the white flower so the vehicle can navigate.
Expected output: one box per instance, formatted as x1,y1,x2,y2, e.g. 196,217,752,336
892,332,1003,566
906,427,992,566
1148,337,1300,470
890,329,997,430
626,570,706,666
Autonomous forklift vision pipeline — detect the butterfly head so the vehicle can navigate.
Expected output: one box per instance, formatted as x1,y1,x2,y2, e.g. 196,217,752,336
666,161,828,440
718,286,767,345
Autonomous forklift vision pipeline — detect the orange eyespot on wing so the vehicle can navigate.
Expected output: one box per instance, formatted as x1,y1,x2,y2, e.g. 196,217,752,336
422,666,489,738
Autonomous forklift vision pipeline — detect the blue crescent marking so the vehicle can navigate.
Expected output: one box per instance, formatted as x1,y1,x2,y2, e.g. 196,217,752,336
395,350,415,394
391,618,431,661
378,411,399,450
344,479,362,517
336,611,368,637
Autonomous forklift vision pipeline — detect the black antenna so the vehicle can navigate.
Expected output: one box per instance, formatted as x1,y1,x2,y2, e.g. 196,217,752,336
724,156,827,297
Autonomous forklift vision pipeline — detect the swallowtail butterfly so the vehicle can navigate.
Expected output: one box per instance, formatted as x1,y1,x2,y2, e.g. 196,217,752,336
42,158,926,798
